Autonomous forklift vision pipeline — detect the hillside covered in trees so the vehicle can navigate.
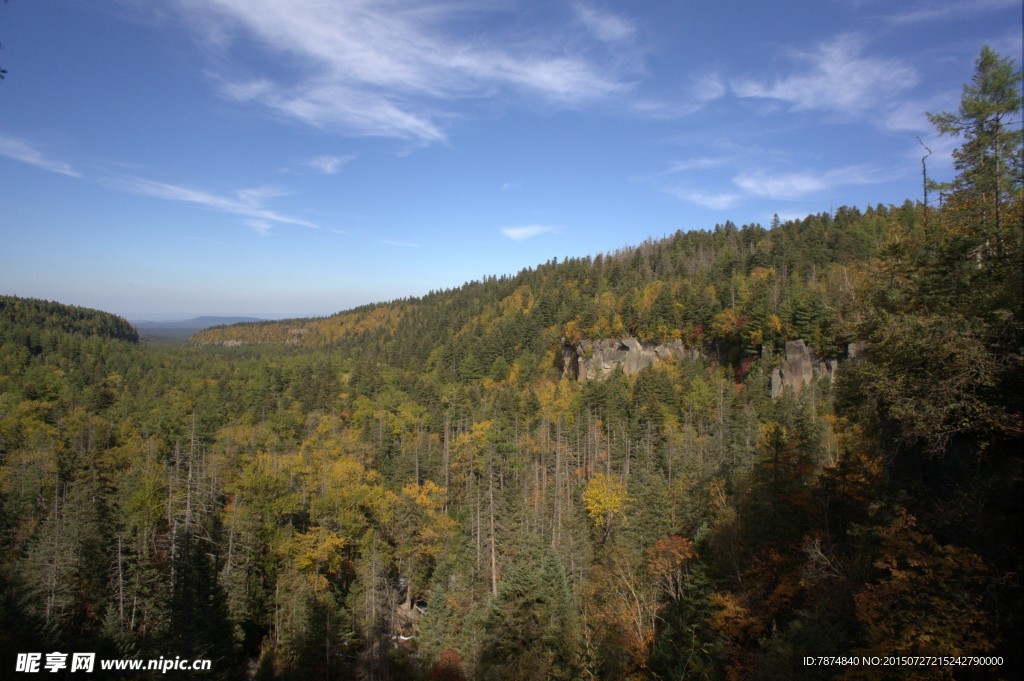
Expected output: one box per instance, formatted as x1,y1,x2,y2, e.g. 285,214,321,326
1,48,1021,679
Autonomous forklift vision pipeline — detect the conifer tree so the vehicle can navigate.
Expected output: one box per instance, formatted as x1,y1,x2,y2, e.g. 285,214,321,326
928,46,1023,255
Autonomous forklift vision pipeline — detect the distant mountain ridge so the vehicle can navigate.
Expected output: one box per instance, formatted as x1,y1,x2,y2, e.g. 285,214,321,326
191,204,900,381
1,294,139,343
132,316,264,330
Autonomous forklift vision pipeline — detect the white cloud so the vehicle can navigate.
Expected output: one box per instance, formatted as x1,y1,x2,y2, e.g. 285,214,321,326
235,186,291,203
243,219,274,236
175,0,631,142
630,99,703,119
304,155,354,174
111,176,317,231
0,134,80,177
733,172,826,199
667,162,892,207
733,164,887,200
664,157,731,174
574,3,635,43
665,187,742,210
381,239,419,248
881,99,936,132
691,72,726,102
630,73,725,119
731,35,917,115
884,0,1019,25
223,78,448,143
501,224,557,241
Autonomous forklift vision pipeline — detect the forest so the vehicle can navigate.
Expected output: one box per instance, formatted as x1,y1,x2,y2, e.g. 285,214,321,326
0,48,1020,679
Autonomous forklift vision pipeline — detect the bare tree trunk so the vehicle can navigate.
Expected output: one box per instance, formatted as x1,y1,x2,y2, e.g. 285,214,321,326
475,478,481,574
489,470,498,597
116,536,125,629
168,449,177,600
274,581,281,647
553,431,561,547
415,424,421,486
45,484,65,624
443,410,450,505
606,420,612,476
623,422,631,482
185,443,194,533
540,439,546,528
719,383,726,466
536,456,544,532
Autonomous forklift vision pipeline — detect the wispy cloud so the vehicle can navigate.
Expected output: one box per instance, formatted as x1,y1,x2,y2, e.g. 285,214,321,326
631,100,695,118
646,156,735,207
381,239,419,248
222,77,448,143
176,0,632,143
235,186,291,203
111,176,317,232
664,156,732,174
666,161,893,207
244,219,274,236
881,98,941,132
666,187,742,210
731,35,917,116
304,155,355,175
501,224,558,241
574,3,635,43
733,164,888,199
884,0,1019,25
0,134,80,177
691,72,726,102
631,73,725,119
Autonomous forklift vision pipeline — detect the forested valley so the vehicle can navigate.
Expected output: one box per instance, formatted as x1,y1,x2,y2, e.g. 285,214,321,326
1,48,1021,679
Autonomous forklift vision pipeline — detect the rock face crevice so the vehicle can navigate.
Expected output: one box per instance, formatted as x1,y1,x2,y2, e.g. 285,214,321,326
562,337,700,381
770,339,837,398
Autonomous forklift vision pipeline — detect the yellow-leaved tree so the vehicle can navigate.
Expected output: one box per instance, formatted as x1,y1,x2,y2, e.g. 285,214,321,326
394,480,456,608
583,472,630,542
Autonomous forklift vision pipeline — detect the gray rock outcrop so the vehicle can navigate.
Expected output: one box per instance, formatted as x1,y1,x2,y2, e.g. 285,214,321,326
563,337,700,381
770,340,837,398
562,336,842,394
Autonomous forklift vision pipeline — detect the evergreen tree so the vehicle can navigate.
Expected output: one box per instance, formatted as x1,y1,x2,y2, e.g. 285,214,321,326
928,46,1023,255
477,546,575,680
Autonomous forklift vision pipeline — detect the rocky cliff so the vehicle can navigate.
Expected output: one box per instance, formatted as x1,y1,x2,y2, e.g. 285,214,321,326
561,337,700,381
563,336,841,399
770,339,838,398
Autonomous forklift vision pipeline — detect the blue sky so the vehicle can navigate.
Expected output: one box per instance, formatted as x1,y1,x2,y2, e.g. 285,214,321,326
1,0,1020,320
